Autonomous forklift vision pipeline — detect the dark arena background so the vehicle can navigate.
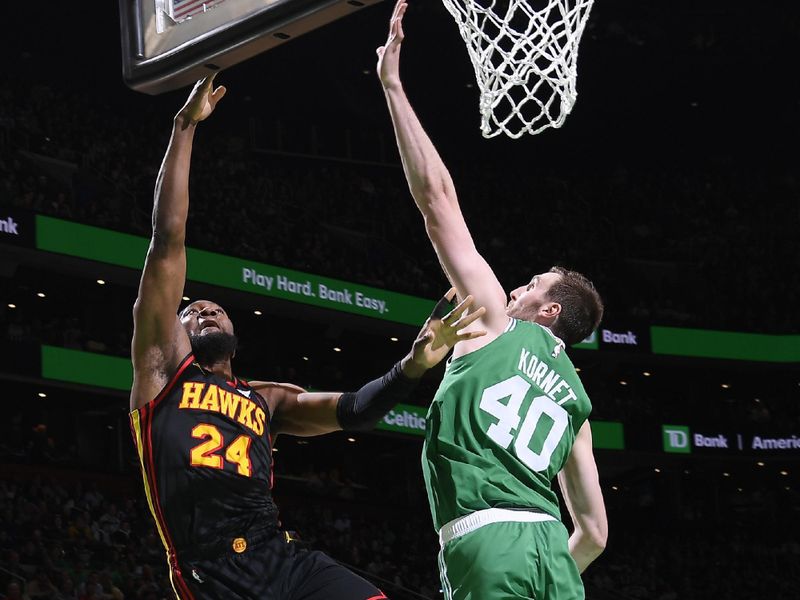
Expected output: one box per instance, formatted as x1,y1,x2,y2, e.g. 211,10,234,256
2,0,799,598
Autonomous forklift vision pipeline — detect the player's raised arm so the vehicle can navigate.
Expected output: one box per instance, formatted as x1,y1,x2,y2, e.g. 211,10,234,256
377,1,508,337
130,76,227,410
557,421,608,572
261,290,486,436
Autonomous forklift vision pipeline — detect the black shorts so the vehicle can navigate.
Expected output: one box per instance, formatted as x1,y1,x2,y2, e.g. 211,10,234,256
172,530,388,600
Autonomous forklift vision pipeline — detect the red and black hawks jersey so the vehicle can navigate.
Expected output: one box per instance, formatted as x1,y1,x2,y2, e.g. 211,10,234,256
130,354,279,565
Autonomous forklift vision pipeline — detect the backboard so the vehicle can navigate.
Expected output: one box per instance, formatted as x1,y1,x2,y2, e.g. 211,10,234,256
120,0,383,94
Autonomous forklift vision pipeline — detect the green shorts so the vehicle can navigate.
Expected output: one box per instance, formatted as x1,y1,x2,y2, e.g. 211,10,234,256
437,510,584,600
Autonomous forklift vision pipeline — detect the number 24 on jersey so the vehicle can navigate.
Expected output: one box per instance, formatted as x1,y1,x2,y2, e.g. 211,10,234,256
190,423,253,477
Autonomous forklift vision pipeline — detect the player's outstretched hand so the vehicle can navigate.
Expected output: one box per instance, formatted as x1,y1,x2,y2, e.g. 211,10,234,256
403,288,487,377
176,74,227,130
376,0,407,91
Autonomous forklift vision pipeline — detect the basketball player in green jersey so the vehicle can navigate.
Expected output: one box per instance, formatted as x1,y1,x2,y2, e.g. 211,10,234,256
377,2,608,598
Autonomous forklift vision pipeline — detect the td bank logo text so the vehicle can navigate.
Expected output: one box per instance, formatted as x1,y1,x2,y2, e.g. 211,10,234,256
663,425,691,453
0,216,19,235
602,328,638,345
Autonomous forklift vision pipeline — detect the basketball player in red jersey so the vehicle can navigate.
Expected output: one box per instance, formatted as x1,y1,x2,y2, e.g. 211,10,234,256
130,76,485,600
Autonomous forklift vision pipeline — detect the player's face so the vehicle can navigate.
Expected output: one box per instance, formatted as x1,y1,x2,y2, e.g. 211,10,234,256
180,301,235,337
506,272,562,323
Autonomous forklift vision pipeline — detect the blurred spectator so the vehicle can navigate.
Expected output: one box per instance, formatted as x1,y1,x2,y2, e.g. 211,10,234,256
2,581,30,600
23,571,56,600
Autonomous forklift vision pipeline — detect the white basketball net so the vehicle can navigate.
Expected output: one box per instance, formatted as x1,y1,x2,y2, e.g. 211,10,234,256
441,0,596,138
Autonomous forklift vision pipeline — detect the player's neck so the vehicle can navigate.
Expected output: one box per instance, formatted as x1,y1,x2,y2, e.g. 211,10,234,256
200,359,233,380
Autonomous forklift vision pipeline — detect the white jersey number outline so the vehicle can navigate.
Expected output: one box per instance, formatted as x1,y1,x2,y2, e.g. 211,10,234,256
479,375,569,472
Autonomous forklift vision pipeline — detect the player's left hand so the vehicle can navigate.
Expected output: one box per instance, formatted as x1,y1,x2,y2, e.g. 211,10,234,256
402,288,487,377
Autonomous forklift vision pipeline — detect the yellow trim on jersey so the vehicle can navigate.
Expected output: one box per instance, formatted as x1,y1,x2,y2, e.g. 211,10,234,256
131,410,182,599
131,409,170,552
131,411,180,564
168,569,179,600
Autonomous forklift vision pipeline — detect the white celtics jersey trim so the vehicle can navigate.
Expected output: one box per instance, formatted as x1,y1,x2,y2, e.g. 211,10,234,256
505,319,565,357
503,318,518,333
534,323,566,358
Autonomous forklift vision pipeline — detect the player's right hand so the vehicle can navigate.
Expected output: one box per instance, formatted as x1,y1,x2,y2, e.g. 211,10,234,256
402,288,487,377
376,0,407,91
176,74,227,130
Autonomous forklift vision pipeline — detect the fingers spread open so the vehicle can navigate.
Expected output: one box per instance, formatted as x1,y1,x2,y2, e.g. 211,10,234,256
453,305,486,330
443,294,474,323
431,291,455,320
456,329,487,342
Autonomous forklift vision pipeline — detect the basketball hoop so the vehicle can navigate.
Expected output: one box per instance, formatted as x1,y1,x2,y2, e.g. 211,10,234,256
441,0,596,139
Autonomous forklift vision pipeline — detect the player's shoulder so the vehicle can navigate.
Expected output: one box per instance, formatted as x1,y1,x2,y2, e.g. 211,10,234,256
514,320,567,354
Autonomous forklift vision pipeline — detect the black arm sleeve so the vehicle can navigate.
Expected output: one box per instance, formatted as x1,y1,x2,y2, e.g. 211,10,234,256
336,361,419,431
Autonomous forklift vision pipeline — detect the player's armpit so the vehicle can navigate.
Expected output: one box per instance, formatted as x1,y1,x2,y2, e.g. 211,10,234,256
558,420,608,573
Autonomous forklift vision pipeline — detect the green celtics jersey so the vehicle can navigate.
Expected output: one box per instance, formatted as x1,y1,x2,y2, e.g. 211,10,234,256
422,318,592,531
